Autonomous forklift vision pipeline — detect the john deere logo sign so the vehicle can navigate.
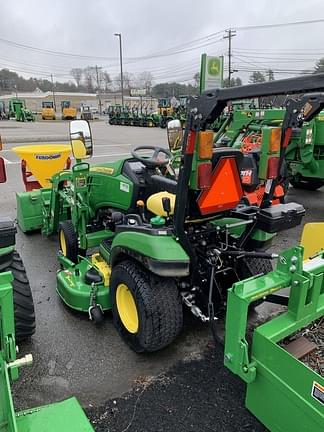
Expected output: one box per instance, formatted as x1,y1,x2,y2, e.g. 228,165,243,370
208,58,220,76
200,54,223,92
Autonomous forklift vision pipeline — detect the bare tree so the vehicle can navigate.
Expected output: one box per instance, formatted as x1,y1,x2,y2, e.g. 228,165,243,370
83,67,96,92
114,71,134,91
70,68,83,87
137,71,154,93
102,71,112,92
193,72,200,88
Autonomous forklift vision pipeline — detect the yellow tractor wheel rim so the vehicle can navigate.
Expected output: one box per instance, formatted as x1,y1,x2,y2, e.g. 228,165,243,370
60,230,67,256
116,283,139,333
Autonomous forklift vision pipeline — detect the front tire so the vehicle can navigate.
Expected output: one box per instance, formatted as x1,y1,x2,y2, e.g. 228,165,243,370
58,220,78,263
110,260,183,352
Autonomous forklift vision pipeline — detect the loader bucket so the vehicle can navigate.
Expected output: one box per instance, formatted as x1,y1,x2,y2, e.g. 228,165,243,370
12,144,71,188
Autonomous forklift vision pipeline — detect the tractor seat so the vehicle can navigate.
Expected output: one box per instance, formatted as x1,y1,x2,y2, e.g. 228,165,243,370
212,147,243,169
150,175,177,194
147,191,176,216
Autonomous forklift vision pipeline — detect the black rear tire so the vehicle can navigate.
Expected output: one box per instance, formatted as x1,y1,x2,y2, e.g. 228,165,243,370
239,256,273,278
4,251,36,340
290,176,324,191
110,260,183,353
58,220,78,263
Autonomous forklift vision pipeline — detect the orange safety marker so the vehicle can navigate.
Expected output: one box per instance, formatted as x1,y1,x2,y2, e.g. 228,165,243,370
197,157,243,215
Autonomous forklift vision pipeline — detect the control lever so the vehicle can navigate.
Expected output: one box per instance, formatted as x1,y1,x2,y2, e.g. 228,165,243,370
162,197,171,218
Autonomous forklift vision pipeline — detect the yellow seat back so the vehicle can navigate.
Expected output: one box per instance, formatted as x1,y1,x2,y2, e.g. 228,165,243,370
146,191,176,217
300,222,324,260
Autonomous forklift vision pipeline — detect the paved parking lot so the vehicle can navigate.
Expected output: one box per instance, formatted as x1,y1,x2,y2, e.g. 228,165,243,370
1,119,323,428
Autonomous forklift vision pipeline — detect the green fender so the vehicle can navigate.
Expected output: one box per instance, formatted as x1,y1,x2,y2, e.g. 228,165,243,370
111,231,190,277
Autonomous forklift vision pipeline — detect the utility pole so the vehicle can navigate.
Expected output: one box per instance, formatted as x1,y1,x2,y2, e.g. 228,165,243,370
50,74,57,112
224,29,236,87
95,65,102,115
114,33,124,106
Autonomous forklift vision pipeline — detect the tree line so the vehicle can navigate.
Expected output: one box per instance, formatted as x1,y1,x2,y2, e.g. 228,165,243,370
1,58,324,97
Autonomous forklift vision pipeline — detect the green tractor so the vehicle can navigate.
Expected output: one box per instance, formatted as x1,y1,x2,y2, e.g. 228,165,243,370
8,99,34,122
15,73,324,353
285,111,324,190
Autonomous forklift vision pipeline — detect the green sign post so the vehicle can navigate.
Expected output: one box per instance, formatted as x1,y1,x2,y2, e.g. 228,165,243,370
200,54,224,93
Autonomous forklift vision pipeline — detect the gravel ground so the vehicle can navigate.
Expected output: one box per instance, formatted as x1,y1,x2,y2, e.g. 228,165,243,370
87,344,266,432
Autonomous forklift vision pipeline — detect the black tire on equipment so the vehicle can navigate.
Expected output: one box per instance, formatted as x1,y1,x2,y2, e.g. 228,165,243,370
58,220,78,264
5,251,36,341
290,176,324,191
110,260,183,353
242,257,273,276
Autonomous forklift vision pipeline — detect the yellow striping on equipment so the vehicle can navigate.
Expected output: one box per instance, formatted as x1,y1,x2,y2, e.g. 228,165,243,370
300,222,324,260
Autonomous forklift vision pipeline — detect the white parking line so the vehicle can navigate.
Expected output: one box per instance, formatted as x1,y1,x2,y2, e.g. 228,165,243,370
2,157,13,164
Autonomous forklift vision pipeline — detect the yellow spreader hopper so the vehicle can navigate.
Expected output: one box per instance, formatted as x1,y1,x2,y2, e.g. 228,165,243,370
12,144,71,190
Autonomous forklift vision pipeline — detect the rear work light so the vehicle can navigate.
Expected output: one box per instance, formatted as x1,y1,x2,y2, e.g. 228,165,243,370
267,156,279,179
198,131,214,159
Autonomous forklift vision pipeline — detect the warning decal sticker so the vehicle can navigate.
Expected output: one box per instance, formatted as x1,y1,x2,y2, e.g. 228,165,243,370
311,381,324,406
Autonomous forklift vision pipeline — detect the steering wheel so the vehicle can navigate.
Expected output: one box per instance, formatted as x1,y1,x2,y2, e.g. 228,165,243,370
131,145,172,168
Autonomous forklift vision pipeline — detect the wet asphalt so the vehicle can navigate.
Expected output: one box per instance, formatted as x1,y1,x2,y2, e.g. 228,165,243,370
1,119,323,429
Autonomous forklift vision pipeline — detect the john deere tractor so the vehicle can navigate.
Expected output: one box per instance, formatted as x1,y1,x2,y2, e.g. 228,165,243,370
8,99,34,122
15,73,324,354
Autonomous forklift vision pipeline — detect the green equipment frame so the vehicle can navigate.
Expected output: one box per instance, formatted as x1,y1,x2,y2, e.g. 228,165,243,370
224,246,324,432
0,272,94,432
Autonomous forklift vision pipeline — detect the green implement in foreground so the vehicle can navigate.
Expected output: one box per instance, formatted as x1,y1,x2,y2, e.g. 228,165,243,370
225,244,324,432
0,272,94,432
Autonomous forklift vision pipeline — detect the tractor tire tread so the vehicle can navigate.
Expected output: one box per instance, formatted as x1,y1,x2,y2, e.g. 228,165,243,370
111,260,183,353
4,251,35,340
59,220,78,263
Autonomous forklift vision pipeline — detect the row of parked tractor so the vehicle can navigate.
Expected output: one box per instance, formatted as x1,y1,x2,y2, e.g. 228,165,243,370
0,98,95,122
107,96,188,128
1,74,324,432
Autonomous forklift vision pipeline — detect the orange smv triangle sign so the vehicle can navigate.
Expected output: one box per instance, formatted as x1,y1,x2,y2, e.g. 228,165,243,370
197,158,243,215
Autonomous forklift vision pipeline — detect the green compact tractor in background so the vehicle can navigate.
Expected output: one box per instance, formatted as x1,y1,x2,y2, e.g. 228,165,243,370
15,73,324,354
8,99,34,122
286,111,324,190
216,105,324,192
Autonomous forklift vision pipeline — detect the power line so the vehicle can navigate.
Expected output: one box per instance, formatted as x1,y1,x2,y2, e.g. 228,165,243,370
236,18,324,31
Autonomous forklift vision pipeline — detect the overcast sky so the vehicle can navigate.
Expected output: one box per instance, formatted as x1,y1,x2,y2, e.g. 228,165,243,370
2,0,324,85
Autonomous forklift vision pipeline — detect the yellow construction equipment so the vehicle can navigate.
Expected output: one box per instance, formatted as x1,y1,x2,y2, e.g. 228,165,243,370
61,101,77,120
41,101,56,120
